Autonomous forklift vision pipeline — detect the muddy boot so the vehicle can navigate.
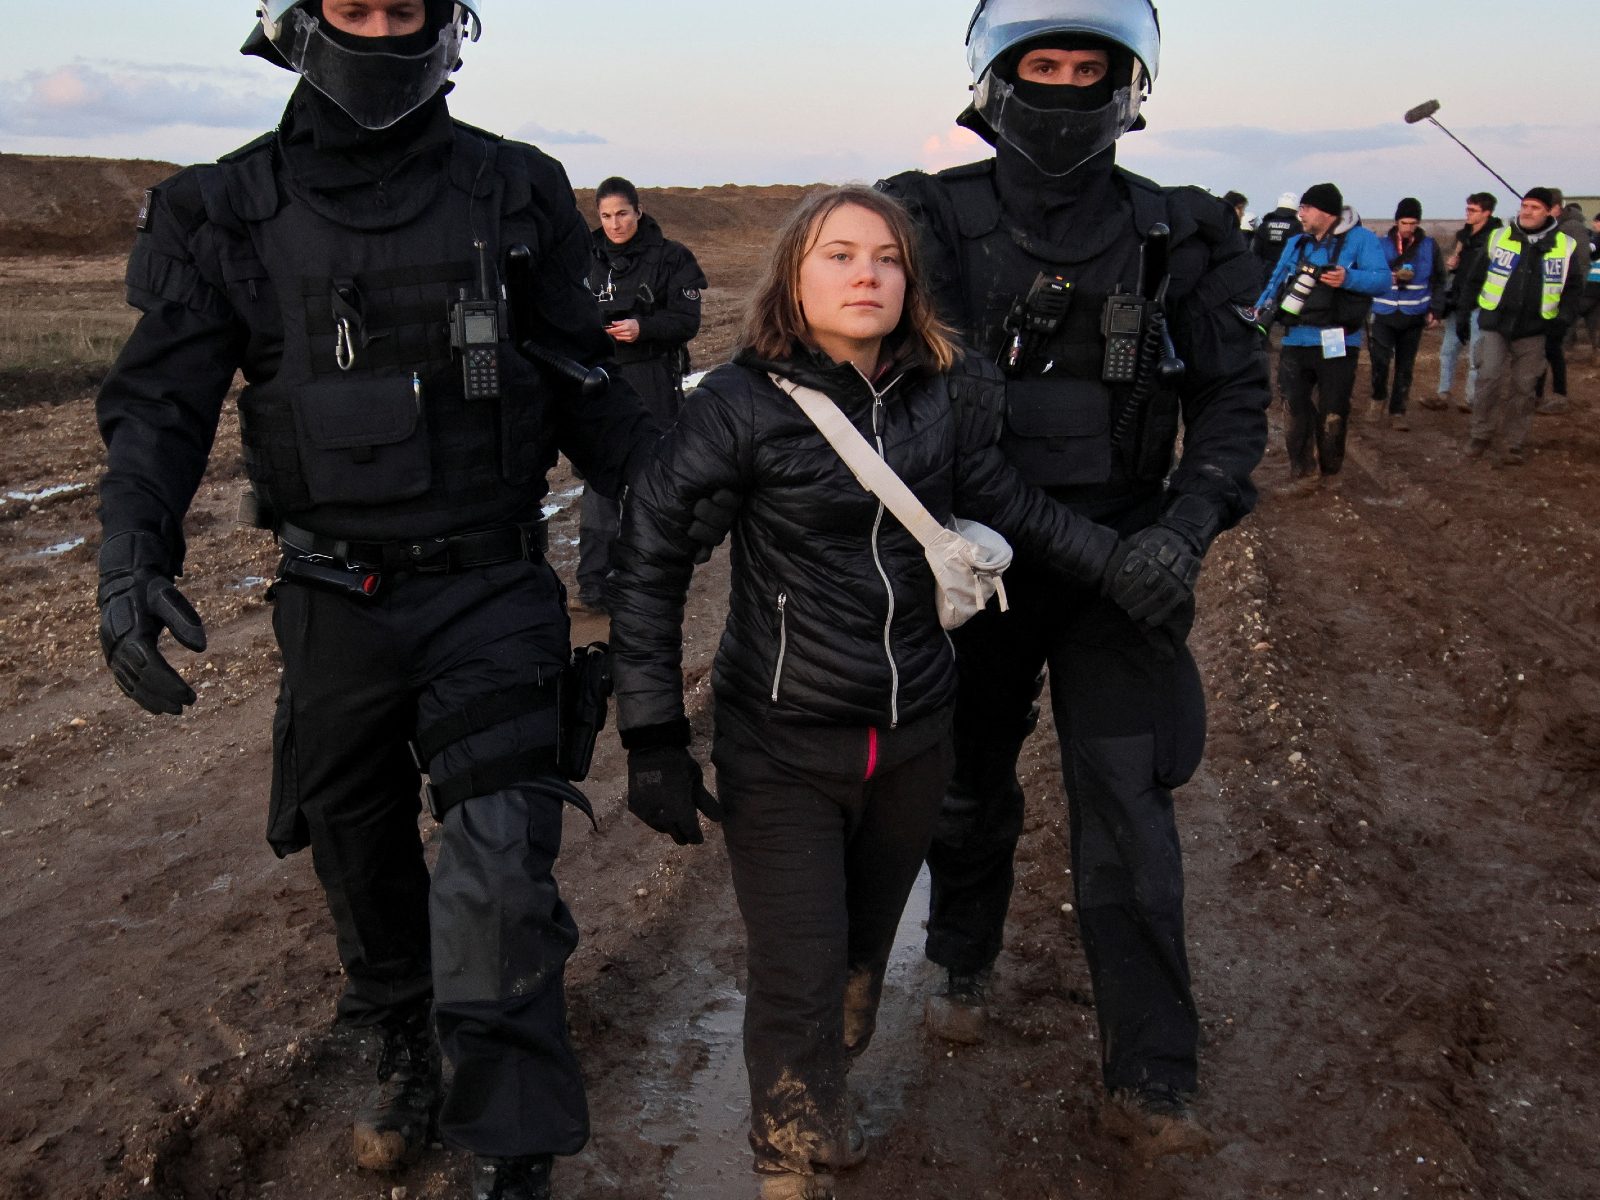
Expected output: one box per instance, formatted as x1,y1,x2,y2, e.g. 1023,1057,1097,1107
1464,437,1490,460
1419,393,1448,411
758,1170,836,1200
816,1113,869,1172
1535,396,1568,415
1497,446,1526,468
473,1155,554,1200
924,966,991,1045
352,1017,441,1171
1392,412,1409,431
1099,1086,1218,1162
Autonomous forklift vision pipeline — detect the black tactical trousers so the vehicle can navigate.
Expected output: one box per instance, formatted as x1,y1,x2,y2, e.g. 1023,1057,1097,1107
1369,314,1427,413
269,557,589,1157
928,562,1204,1097
712,726,953,1175
1279,343,1360,476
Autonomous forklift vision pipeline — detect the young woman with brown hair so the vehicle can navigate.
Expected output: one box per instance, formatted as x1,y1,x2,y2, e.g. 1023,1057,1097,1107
605,185,1128,1200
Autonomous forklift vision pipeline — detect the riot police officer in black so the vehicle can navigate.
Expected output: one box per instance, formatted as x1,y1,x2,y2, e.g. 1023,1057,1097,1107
93,2,656,1196
576,176,707,613
879,0,1268,1153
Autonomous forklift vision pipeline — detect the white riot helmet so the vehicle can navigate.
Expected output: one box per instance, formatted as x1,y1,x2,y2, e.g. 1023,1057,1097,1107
965,0,1160,177
246,0,483,131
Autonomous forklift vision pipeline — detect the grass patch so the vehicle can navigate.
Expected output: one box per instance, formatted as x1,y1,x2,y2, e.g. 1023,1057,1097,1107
0,307,135,371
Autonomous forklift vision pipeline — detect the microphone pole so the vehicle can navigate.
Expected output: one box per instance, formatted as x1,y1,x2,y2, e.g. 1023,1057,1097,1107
1403,100,1521,198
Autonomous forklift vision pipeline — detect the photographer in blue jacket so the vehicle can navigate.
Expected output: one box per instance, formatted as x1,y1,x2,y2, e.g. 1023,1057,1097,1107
1256,183,1392,487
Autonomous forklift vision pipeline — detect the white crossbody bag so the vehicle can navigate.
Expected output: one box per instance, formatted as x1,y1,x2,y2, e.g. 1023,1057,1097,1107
772,375,1011,631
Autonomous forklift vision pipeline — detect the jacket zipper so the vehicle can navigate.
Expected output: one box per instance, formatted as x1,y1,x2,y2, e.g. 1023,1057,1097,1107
770,590,789,702
869,391,901,729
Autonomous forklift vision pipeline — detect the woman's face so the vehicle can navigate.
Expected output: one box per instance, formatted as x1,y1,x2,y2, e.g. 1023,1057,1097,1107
796,203,907,366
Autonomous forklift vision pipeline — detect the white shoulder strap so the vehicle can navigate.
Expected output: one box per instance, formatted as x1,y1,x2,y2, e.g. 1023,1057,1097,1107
771,375,946,549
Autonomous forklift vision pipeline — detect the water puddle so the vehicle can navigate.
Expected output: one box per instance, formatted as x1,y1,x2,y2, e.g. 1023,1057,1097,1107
32,537,85,557
641,867,935,1198
542,483,586,522
2,482,89,507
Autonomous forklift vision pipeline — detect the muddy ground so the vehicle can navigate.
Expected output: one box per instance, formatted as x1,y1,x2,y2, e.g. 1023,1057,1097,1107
2,208,1599,1199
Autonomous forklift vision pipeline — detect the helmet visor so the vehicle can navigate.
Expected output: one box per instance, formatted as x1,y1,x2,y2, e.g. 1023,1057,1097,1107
973,69,1144,177
277,8,465,130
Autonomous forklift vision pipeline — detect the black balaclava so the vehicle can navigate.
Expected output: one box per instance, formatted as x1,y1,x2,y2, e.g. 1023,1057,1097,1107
980,35,1135,255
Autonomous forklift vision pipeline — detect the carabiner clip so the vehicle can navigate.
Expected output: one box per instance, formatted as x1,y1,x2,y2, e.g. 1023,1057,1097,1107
335,317,356,371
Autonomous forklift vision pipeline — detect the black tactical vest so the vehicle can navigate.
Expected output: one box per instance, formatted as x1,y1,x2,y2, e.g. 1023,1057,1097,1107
924,162,1182,495
199,127,558,541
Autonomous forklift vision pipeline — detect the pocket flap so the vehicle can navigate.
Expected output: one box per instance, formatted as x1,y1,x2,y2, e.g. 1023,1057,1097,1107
1004,378,1111,439
297,377,420,450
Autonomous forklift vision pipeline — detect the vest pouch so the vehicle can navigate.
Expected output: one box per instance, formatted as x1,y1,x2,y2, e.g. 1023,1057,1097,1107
1132,386,1181,483
1001,378,1113,488
290,375,432,506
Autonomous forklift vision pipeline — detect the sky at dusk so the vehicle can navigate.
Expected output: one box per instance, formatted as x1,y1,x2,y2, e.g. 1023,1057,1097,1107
2,0,1596,222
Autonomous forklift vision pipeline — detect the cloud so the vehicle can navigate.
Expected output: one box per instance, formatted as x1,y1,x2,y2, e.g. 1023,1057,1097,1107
511,121,607,146
1146,123,1420,165
920,126,985,173
0,62,282,138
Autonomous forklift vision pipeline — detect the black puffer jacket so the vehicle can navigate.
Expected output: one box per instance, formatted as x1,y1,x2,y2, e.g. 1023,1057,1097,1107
608,345,1118,737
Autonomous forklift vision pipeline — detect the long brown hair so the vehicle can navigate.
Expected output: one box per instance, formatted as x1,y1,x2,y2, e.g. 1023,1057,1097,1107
738,185,957,373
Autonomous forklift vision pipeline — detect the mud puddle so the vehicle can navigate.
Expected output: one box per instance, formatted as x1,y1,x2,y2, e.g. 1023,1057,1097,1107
635,869,936,1198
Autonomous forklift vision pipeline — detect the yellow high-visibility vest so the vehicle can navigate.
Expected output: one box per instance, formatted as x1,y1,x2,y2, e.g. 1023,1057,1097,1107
1478,227,1576,318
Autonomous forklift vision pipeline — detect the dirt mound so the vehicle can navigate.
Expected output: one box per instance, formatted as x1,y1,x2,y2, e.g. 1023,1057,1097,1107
0,154,180,257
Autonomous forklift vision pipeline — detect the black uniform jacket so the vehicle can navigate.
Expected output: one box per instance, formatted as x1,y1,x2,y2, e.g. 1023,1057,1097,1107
607,345,1118,739
881,159,1269,535
97,100,655,570
588,214,706,358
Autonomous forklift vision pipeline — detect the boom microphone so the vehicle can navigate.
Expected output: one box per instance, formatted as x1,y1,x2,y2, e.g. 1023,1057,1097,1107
1401,99,1520,197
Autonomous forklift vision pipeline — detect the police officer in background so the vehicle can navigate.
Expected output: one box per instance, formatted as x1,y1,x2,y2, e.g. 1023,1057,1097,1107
1253,192,1302,287
576,176,707,614
879,0,1268,1154
93,2,656,1196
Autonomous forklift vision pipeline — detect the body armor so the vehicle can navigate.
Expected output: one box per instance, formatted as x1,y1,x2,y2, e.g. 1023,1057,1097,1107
201,127,560,540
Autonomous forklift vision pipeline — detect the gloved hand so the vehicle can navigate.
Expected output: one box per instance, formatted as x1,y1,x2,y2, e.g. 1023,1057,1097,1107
686,488,741,565
1100,525,1202,628
97,531,207,716
627,745,724,845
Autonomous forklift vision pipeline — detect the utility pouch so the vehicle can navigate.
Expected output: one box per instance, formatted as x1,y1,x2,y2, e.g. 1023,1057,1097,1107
1001,378,1113,487
556,641,613,782
290,375,431,506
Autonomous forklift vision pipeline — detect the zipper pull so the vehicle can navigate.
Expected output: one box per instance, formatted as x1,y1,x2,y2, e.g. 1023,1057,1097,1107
412,372,423,412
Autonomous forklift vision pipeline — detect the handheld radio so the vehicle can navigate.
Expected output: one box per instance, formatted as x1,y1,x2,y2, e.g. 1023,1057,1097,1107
449,240,506,401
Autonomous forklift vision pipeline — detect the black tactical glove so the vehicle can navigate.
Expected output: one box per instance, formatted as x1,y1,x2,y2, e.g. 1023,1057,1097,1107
1101,525,1202,628
97,531,207,716
1154,493,1224,558
686,488,741,565
627,745,724,845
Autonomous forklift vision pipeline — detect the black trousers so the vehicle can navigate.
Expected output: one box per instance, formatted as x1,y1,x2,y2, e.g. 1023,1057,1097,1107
269,558,588,1157
929,558,1204,1097
712,726,953,1175
1279,342,1360,476
1369,314,1427,412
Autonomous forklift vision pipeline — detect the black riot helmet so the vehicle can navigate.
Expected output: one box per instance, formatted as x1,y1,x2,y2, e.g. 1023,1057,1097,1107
964,0,1161,177
242,0,483,131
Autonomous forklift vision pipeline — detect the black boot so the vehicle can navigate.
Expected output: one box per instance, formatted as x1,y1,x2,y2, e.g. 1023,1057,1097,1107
473,1155,554,1200
352,1015,441,1171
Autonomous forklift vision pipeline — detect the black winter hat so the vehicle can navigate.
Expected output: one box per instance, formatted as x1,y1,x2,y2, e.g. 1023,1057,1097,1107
1523,186,1557,209
1395,197,1422,221
1300,183,1343,218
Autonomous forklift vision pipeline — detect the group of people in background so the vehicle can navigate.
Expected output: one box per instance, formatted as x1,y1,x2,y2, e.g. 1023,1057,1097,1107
1239,182,1594,481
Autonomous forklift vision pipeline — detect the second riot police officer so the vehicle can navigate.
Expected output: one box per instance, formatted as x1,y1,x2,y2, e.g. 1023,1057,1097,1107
93,2,658,1196
880,0,1269,1153
576,176,707,614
